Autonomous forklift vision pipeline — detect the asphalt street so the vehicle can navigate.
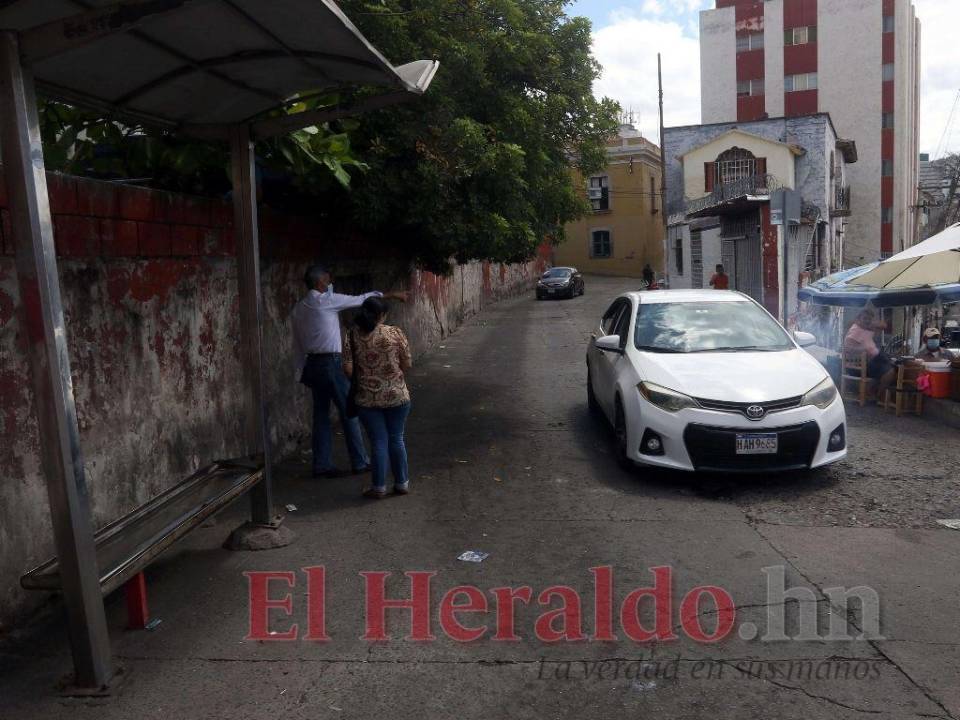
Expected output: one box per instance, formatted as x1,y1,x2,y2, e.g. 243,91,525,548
2,274,959,719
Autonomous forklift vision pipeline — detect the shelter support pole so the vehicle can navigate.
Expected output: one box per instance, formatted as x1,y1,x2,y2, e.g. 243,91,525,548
0,32,113,689
229,125,275,526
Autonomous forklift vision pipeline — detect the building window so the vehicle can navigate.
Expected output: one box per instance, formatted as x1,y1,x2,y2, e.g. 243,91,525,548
650,175,657,213
691,231,704,288
674,235,684,275
883,15,895,33
882,207,893,224
736,78,765,97
882,112,895,129
785,73,818,92
882,63,895,82
882,159,894,176
715,147,759,185
588,175,609,211
784,26,817,46
736,32,764,52
591,230,612,258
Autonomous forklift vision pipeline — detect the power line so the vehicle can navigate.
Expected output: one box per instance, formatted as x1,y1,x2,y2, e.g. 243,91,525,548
934,89,960,160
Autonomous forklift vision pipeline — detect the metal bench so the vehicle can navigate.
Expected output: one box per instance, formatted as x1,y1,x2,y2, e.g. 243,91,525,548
21,458,263,629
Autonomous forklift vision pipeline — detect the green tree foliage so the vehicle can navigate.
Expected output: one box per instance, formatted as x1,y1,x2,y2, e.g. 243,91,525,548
38,96,366,197
36,1,616,272
333,0,620,272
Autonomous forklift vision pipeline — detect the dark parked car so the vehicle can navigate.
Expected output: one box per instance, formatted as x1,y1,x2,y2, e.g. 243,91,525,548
536,267,584,300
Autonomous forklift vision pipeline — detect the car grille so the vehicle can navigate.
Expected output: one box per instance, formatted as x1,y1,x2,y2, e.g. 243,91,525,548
684,421,820,472
694,395,803,419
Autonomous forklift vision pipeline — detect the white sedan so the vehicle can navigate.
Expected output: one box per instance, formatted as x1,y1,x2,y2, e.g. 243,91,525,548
586,290,846,473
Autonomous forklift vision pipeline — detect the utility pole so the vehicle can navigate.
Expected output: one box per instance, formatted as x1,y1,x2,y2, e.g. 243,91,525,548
658,53,669,279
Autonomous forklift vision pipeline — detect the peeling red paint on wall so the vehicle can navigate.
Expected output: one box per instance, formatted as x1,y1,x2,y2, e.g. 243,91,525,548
0,172,546,626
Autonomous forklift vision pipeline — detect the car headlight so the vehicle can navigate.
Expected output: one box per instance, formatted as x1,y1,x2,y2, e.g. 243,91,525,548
801,377,838,409
638,382,698,412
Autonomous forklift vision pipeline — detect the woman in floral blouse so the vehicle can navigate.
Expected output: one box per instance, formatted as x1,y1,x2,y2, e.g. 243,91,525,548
343,296,413,498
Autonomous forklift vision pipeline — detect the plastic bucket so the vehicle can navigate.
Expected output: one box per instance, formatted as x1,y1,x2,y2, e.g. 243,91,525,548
925,365,951,399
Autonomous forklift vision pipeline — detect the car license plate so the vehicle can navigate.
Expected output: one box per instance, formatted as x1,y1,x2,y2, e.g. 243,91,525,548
547,288,556,294
736,433,778,455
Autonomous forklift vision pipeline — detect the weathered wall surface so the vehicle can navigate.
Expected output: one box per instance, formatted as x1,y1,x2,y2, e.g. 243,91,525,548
0,173,547,627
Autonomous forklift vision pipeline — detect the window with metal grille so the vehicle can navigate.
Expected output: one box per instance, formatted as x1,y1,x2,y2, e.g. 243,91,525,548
591,230,612,258
882,207,893,224
882,63,895,82
882,112,895,129
589,175,609,211
882,159,894,176
883,15,895,33
715,147,757,185
691,231,703,288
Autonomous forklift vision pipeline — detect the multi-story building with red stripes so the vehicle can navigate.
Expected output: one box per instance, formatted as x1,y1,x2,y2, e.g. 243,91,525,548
699,0,921,262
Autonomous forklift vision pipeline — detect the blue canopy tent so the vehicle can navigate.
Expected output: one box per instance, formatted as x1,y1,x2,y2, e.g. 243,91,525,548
798,263,960,308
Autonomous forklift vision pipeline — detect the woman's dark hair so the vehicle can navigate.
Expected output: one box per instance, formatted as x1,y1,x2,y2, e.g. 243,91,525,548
355,296,389,334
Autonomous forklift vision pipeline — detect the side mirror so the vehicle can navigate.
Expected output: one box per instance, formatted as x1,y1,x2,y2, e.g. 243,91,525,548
794,331,817,348
596,334,623,354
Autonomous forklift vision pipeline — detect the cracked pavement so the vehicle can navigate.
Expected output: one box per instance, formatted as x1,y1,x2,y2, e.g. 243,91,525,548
1,275,958,719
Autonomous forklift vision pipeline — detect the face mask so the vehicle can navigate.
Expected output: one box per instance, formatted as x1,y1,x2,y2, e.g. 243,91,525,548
927,339,941,351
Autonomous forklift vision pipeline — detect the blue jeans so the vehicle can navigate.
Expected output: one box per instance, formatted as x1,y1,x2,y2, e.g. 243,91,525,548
357,403,411,490
301,354,368,473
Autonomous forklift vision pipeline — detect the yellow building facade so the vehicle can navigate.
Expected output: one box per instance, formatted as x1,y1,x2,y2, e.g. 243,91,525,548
555,126,665,278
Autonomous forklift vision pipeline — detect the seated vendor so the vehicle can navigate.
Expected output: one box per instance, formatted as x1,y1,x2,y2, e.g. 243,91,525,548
916,327,955,362
844,309,897,403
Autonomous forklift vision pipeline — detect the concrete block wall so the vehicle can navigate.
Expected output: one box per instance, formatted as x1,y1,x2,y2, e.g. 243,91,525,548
0,172,547,627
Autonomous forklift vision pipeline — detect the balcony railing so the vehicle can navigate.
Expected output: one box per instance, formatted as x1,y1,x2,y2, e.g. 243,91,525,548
685,173,784,217
831,185,851,217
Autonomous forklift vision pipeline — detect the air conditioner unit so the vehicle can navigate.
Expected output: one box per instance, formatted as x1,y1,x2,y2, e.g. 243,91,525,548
588,187,604,200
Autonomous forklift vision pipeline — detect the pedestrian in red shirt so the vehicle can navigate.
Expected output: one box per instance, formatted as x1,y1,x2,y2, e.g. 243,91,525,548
709,264,729,290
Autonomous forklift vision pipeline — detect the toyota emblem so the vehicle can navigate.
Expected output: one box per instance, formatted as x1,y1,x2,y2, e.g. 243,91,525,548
745,405,766,420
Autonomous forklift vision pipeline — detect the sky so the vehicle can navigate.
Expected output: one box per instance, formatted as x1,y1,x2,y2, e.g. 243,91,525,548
567,0,959,158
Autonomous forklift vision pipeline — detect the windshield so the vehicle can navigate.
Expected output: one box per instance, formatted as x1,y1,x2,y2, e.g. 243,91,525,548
634,301,794,353
543,269,572,279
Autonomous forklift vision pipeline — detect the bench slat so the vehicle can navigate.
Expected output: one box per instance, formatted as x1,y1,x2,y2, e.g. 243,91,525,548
21,459,263,597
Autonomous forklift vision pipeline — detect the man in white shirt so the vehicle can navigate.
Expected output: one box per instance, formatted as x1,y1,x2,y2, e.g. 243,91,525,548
291,265,408,478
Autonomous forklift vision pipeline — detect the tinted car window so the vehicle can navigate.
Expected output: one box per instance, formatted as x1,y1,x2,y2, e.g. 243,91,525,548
601,300,626,335
634,301,793,353
613,301,633,346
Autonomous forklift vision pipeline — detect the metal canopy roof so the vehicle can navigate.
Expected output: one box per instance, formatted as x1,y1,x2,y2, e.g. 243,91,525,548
0,0,438,692
0,0,437,131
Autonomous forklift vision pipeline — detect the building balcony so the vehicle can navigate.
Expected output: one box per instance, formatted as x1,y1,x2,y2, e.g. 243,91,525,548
685,173,784,218
831,186,851,217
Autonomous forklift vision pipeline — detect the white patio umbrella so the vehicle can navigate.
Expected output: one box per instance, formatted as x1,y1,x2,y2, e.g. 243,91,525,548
855,223,960,290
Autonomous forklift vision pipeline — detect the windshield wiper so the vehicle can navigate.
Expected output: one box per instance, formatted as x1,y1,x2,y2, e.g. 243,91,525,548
694,345,789,353
635,345,685,354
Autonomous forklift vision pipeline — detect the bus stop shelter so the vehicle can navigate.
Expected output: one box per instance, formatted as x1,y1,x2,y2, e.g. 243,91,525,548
0,0,436,692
